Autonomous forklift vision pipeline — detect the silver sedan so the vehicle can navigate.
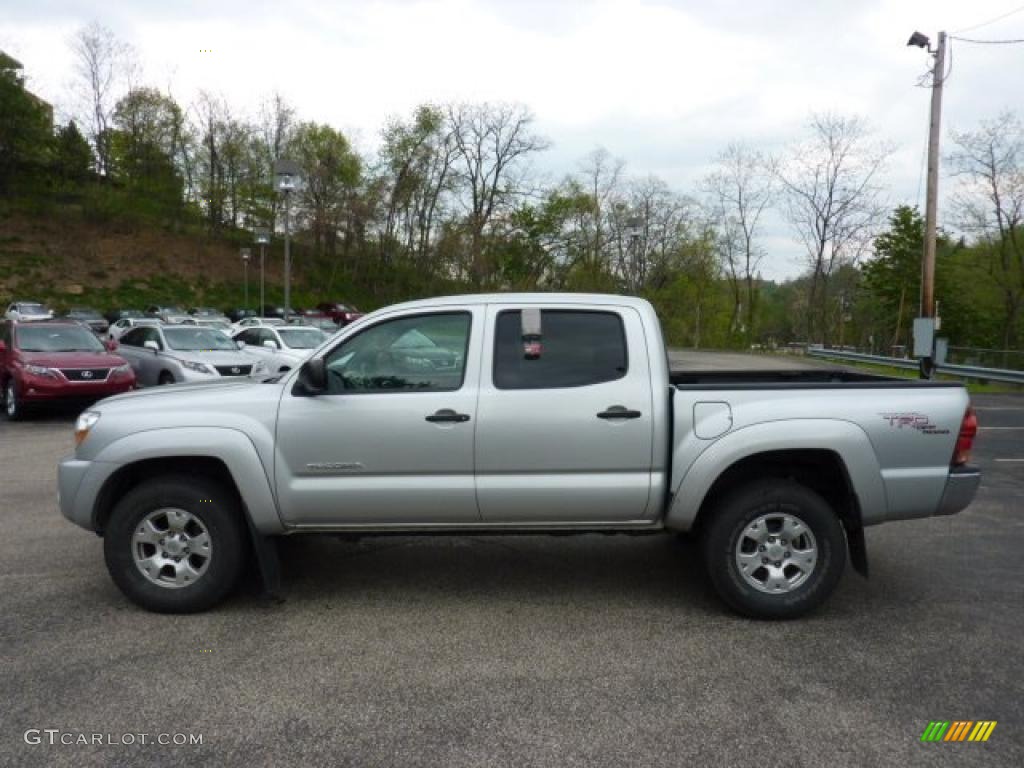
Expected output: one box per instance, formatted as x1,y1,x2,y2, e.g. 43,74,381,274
115,324,257,386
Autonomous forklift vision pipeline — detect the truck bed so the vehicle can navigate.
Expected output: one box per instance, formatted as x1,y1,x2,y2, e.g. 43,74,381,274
670,368,964,389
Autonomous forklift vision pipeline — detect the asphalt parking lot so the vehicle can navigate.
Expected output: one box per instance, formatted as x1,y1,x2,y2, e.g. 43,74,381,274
1,393,1022,767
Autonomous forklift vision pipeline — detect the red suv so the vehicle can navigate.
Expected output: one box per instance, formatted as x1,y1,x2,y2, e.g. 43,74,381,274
315,302,363,326
0,321,136,419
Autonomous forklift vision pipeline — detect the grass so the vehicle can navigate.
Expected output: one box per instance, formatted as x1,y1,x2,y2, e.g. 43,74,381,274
805,357,1023,395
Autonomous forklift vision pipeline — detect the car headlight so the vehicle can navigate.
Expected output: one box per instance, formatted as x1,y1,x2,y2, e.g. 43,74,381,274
74,410,101,446
111,363,132,376
24,364,57,378
250,360,270,377
179,359,213,374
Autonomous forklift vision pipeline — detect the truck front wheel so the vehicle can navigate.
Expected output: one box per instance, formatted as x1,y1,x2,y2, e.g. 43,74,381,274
103,475,246,613
701,479,846,619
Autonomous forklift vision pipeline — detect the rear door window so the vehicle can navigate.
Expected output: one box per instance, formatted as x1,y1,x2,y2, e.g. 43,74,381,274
493,310,628,390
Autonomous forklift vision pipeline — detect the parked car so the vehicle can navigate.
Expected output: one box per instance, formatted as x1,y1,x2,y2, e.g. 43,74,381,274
58,293,980,616
116,324,255,385
104,308,146,324
5,301,54,322
194,319,233,334
63,307,109,334
188,307,229,321
234,325,328,374
230,316,286,333
259,304,286,319
0,320,135,419
225,307,258,323
145,305,191,324
316,301,363,326
297,314,342,334
108,317,162,341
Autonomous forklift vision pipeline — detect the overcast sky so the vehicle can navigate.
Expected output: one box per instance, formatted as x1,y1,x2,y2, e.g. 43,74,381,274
3,0,1023,280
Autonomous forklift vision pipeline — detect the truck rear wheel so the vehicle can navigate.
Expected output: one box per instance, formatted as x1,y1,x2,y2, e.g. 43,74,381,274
103,475,246,613
701,479,846,619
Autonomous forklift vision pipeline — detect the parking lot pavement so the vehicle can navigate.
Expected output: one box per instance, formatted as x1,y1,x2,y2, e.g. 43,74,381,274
1,396,1021,768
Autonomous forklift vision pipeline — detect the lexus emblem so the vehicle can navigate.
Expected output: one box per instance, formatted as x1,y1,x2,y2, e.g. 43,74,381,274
81,370,94,379
231,367,240,374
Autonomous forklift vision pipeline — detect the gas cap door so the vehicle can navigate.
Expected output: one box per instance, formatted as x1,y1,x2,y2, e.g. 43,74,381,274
693,401,733,440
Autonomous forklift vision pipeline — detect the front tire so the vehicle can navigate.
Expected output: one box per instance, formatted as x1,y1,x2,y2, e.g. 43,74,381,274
4,379,25,421
701,479,847,619
103,475,246,613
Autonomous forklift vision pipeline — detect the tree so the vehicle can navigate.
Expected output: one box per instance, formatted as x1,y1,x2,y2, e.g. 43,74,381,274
776,113,890,344
0,62,53,188
52,121,93,182
447,102,549,286
862,206,924,350
109,87,185,210
948,111,1024,349
703,143,772,342
70,22,134,177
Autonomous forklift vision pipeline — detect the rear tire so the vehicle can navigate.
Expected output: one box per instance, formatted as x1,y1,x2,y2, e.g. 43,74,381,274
103,475,246,613
701,479,846,619
158,371,175,385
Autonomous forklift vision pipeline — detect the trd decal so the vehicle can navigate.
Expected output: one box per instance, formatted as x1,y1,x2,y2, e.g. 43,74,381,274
879,412,951,435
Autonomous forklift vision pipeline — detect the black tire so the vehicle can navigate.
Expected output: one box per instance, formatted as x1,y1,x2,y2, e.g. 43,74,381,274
4,378,25,421
701,479,847,620
103,474,246,613
158,371,175,385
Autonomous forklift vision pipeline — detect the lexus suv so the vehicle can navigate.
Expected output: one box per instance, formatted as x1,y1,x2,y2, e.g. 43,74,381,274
0,320,136,419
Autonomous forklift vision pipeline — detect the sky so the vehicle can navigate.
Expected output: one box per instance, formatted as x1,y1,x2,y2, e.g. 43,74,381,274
2,0,1023,280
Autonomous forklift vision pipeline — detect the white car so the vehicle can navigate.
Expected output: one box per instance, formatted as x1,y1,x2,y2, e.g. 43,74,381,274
233,325,328,374
108,317,163,340
230,316,287,333
6,301,54,322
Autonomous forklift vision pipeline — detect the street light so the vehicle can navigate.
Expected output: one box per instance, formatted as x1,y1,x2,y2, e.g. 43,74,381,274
274,159,301,319
240,248,252,312
254,227,270,318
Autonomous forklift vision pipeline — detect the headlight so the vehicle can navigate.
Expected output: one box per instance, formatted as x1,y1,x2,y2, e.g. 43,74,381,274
24,364,57,378
179,359,213,374
111,363,132,376
250,360,269,377
74,410,101,446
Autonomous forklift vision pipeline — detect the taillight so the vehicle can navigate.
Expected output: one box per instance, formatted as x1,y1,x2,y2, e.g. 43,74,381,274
952,406,978,466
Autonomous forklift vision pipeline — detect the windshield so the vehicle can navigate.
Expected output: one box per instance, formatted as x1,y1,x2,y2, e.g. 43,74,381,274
278,328,327,349
17,325,105,352
69,308,101,319
19,303,50,314
163,327,237,351
160,306,187,315
198,320,231,331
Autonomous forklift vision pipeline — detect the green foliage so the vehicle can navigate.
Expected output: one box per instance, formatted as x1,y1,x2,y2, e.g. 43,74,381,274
0,65,53,190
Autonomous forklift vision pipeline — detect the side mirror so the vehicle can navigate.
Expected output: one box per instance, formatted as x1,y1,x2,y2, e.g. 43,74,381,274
296,358,327,395
105,339,118,351
263,340,277,349
143,340,160,352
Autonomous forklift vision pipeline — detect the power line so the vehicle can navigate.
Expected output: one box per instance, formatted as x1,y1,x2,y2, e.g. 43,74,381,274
950,35,1024,44
953,4,1024,34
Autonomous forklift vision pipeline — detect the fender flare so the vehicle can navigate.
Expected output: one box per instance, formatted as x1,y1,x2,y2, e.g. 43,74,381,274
92,427,284,534
665,419,887,531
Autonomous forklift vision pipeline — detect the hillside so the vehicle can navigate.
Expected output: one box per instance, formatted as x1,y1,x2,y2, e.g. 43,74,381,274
0,209,308,312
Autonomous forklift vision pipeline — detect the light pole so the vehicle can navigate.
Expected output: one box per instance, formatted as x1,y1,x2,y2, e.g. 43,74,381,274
907,29,946,378
626,216,643,293
240,248,252,312
274,159,300,319
254,227,270,317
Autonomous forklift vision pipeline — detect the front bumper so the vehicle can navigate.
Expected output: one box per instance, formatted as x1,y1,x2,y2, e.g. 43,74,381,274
20,376,134,403
58,454,120,531
934,466,982,516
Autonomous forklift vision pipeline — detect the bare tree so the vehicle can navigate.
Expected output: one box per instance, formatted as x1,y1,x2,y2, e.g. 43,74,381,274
776,114,890,344
70,22,134,177
258,92,295,229
576,147,625,273
948,111,1024,349
703,143,772,341
447,102,549,286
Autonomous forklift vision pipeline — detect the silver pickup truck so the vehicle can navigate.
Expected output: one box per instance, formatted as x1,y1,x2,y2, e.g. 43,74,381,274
58,293,980,618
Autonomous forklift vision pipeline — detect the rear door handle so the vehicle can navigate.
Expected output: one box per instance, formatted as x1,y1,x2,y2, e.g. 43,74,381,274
425,408,471,423
597,405,642,420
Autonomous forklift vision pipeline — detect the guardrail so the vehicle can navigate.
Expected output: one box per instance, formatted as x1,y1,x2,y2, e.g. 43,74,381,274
806,348,1024,385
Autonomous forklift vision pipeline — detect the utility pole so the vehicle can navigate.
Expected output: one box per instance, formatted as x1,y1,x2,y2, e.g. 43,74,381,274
912,29,946,378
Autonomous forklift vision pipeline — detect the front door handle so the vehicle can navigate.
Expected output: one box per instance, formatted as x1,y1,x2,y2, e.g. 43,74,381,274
597,405,642,420
425,408,471,423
